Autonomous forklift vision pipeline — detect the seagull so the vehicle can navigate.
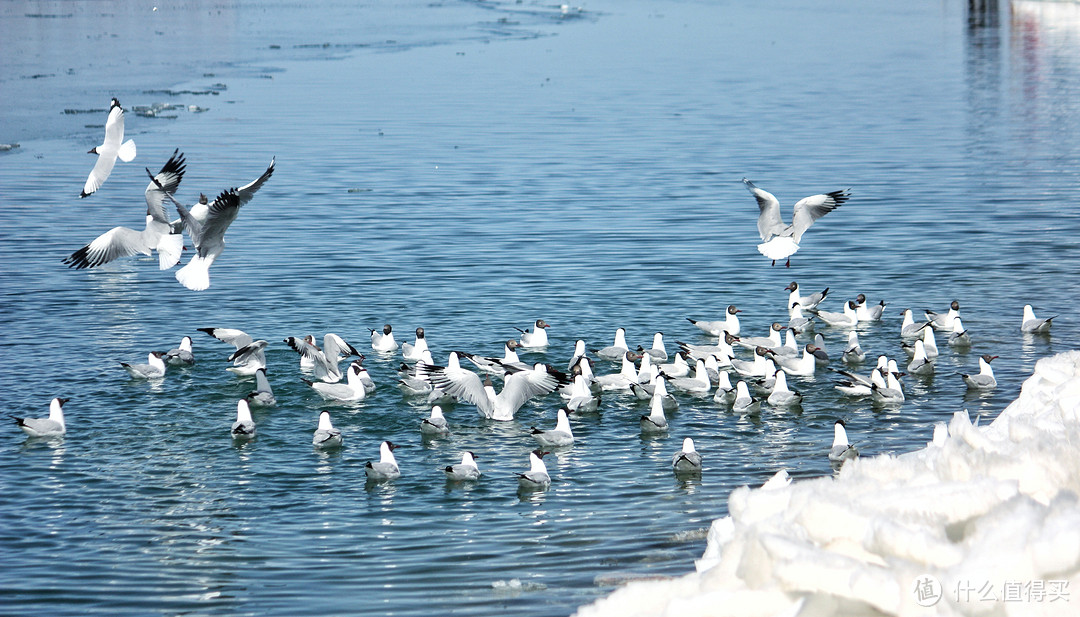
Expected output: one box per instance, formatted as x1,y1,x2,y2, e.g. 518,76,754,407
736,322,786,351
731,346,776,378
302,361,368,401
401,327,429,361
744,178,850,266
230,399,256,440
245,368,276,407
531,407,575,447
767,370,803,407
828,420,858,463
785,282,828,313
658,351,691,379
516,319,550,349
120,351,166,379
813,301,859,328
668,359,711,394
285,334,360,383
687,305,742,337
811,334,830,364
713,371,736,406
630,375,678,411
370,324,398,352
593,350,641,391
444,451,481,481
772,344,819,376
420,356,566,421
168,158,275,233
871,370,906,404
168,187,241,291
594,327,629,361
460,340,526,376
365,441,401,482
788,303,815,331
902,325,938,358
516,449,551,489
420,405,451,437
907,339,935,376
312,411,343,448
679,332,738,364
925,300,960,331
639,391,669,434
962,354,999,390
1021,305,1055,334
900,309,929,338
947,317,972,348
568,340,588,372
841,331,866,364
11,397,68,437
197,327,267,374
854,294,886,322
164,335,195,366
566,373,601,414
732,380,761,414
644,332,668,361
65,149,185,270
80,98,136,198
672,437,703,474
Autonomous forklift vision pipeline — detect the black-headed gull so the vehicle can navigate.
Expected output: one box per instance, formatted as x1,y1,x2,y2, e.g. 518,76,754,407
736,322,786,351
164,335,195,366
65,149,185,270
925,300,960,331
401,327,429,361
732,380,761,415
841,331,866,364
766,370,802,407
245,368,276,407
80,98,136,198
787,303,815,331
854,294,886,322
516,449,551,489
713,371,736,406
420,355,567,421
594,327,629,361
120,351,166,379
168,158,275,233
461,340,526,376
639,391,669,434
658,351,691,379
828,420,858,463
785,282,828,313
285,334,360,383
197,327,267,374
365,441,402,481
531,407,575,447
672,437,702,474
871,370,905,404
230,399,256,440
420,405,451,437
312,411,343,448
644,332,667,361
370,324,398,353
516,319,550,349
962,354,998,389
566,374,601,413
1021,305,1054,333
11,397,68,437
593,350,640,391
668,359,711,394
813,301,859,328
900,309,928,338
744,178,850,266
687,304,742,337
947,317,972,348
444,451,481,481
906,339,935,376
302,360,368,401
902,325,938,358
678,332,738,364
169,187,242,291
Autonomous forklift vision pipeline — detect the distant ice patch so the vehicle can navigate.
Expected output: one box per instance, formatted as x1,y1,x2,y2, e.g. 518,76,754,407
576,351,1080,617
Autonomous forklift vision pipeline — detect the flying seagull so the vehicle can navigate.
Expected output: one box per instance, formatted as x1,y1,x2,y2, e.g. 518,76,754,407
743,178,850,266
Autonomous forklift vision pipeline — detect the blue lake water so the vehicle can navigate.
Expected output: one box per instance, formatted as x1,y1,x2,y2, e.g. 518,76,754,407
2,0,1079,615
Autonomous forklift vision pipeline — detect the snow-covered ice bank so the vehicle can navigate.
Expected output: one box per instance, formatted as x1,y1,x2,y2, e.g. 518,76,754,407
577,351,1080,617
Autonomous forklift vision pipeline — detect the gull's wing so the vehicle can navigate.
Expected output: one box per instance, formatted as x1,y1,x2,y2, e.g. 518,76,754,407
323,333,360,360
229,340,268,365
82,153,117,198
743,178,786,241
103,104,124,149
496,365,563,414
236,158,275,206
197,327,253,349
145,149,185,223
423,365,492,416
63,226,145,269
790,189,849,243
196,189,241,255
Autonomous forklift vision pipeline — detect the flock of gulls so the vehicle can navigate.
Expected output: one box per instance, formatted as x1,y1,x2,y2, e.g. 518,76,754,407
63,99,275,291
11,98,1059,490
12,284,1056,490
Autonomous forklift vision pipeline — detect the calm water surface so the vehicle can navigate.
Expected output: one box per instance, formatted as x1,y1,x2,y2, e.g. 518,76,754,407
2,1,1079,616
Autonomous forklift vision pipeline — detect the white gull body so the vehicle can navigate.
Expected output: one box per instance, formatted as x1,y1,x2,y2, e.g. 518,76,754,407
672,437,703,474
1021,304,1054,334
80,98,136,198
230,399,256,440
444,451,481,481
11,397,68,438
531,408,575,447
365,441,401,481
312,411,343,448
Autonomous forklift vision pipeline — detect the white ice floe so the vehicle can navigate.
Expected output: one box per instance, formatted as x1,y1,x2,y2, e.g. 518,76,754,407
576,350,1080,617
